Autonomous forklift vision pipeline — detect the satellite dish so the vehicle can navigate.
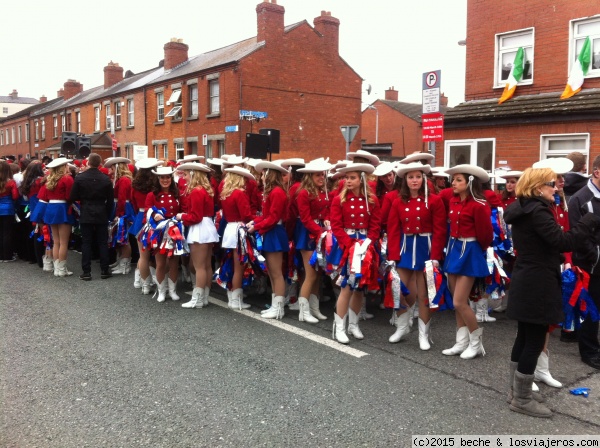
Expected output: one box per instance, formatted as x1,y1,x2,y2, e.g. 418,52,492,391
366,84,372,95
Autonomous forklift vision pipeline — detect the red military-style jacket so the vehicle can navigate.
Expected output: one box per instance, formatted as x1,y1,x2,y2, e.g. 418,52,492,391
330,191,381,249
447,195,493,251
497,192,517,209
387,194,447,262
379,190,400,231
296,189,330,239
145,191,180,219
253,186,288,234
221,189,253,223
113,176,132,217
45,175,73,201
180,187,214,226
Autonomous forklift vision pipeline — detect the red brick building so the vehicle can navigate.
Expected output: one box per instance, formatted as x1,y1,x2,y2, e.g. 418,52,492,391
361,87,449,160
0,0,363,163
443,0,600,173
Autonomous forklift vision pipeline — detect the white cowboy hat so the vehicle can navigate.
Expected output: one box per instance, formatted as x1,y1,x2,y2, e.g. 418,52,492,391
245,158,262,168
224,166,256,180
336,162,376,175
206,158,225,166
279,158,305,168
46,157,71,169
445,164,490,183
103,157,131,168
136,158,164,170
373,161,395,177
177,154,205,164
532,158,574,175
152,166,176,176
496,170,523,179
310,157,330,164
177,162,211,173
396,162,431,178
401,152,435,164
255,160,289,174
346,150,380,166
297,159,332,173
222,155,248,166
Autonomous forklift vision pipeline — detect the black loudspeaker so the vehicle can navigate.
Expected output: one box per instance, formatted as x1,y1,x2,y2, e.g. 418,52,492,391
259,128,280,154
77,136,92,158
61,132,77,155
245,133,269,159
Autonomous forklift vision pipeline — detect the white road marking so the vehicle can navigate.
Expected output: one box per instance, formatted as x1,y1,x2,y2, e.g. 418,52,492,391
185,290,369,358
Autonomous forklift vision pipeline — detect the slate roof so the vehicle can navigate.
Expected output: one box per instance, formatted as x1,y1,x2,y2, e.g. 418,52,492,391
377,99,450,123
444,88,600,127
0,95,38,104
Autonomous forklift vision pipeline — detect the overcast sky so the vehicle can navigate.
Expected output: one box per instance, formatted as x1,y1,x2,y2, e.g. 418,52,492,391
3,0,467,107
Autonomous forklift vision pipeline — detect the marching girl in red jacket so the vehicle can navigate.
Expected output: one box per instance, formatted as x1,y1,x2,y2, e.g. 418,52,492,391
293,158,332,323
220,166,255,310
145,166,181,303
131,158,163,294
0,161,19,261
387,162,447,350
105,157,134,275
497,171,522,209
43,158,75,277
176,162,219,309
330,163,381,344
441,165,493,360
247,161,289,319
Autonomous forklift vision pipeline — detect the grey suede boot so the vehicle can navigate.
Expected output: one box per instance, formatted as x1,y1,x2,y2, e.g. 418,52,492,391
507,361,545,403
509,371,552,418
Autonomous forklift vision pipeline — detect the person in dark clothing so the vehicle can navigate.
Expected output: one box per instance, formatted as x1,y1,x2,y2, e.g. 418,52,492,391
567,154,600,370
69,153,114,280
563,151,589,201
504,166,600,418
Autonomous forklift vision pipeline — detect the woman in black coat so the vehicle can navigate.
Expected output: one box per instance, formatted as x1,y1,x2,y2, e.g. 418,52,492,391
503,167,600,418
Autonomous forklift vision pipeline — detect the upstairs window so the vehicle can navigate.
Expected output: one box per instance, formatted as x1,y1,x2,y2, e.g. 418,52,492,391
157,93,164,121
115,102,122,129
53,117,58,137
41,121,45,139
34,122,39,140
570,17,600,77
209,80,220,114
495,29,534,88
76,112,81,133
94,107,100,131
105,104,111,130
127,99,134,127
61,115,66,132
165,89,182,119
188,84,198,117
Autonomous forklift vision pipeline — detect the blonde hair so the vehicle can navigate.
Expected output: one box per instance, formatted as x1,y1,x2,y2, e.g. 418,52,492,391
298,172,321,199
339,171,376,205
46,165,67,191
221,172,246,200
515,167,555,198
186,170,213,197
114,162,132,184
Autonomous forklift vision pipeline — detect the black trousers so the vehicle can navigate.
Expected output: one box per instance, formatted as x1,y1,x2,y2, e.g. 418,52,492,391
0,215,15,260
579,274,600,360
511,321,548,375
80,223,109,274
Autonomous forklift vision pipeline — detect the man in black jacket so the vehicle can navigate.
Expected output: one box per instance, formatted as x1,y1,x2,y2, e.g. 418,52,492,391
69,153,114,280
568,154,600,369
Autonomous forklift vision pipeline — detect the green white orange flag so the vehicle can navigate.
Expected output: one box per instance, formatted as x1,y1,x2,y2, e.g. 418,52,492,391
498,48,525,104
561,36,592,99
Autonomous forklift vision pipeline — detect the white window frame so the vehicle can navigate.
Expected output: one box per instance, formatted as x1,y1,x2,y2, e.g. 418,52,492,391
165,106,182,118
115,102,121,129
12,127,15,144
444,138,496,173
94,107,100,131
5,128,9,145
167,89,181,104
189,84,198,117
568,17,600,79
153,144,159,159
61,115,66,132
209,79,220,114
76,112,81,133
0,130,3,145
2,107,7,115
162,143,168,160
18,125,21,143
41,121,45,139
175,142,184,160
105,104,111,130
540,133,590,173
127,99,134,127
157,93,164,121
25,123,29,142
494,28,534,88
53,117,58,137
34,121,39,140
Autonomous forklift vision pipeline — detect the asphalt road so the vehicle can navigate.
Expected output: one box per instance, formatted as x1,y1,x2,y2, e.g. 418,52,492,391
2,254,599,447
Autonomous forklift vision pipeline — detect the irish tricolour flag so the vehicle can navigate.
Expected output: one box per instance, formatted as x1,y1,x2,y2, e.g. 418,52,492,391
498,47,524,104
561,36,592,99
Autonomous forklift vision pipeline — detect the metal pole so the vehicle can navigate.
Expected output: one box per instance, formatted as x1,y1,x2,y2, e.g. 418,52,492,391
375,108,379,144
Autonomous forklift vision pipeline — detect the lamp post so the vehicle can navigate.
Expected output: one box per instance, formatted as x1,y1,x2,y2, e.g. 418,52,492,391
367,105,378,144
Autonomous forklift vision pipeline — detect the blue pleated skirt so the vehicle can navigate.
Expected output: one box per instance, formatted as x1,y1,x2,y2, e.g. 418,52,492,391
261,224,289,252
129,210,146,237
30,199,47,223
43,202,75,225
0,195,15,216
443,237,489,277
294,219,316,251
396,234,431,271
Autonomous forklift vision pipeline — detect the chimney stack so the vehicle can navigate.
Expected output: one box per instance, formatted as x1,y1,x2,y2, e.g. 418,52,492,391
57,88,65,98
9,89,18,99
63,80,83,100
256,0,285,45
313,11,340,55
440,93,448,106
163,38,189,70
104,61,124,89
385,86,398,101
40,95,47,103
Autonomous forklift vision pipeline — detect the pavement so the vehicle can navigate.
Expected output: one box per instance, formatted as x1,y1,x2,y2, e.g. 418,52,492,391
1,253,599,447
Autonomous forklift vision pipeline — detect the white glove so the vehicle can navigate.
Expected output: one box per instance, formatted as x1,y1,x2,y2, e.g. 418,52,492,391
355,238,371,256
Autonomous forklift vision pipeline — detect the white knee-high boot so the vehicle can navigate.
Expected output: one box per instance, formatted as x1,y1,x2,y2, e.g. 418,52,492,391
442,327,470,355
182,287,204,308
298,297,319,323
332,313,350,344
167,278,180,301
418,318,433,350
534,351,562,388
262,295,285,319
348,308,364,339
309,294,327,320
389,311,411,343
476,298,496,322
232,288,250,310
133,268,142,288
460,327,486,359
155,278,168,302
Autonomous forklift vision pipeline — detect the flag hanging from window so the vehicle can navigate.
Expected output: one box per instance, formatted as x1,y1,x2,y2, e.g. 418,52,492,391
498,47,524,104
561,36,592,99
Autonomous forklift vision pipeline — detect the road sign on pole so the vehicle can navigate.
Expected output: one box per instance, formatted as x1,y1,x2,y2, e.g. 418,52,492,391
340,125,359,157
422,70,441,114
